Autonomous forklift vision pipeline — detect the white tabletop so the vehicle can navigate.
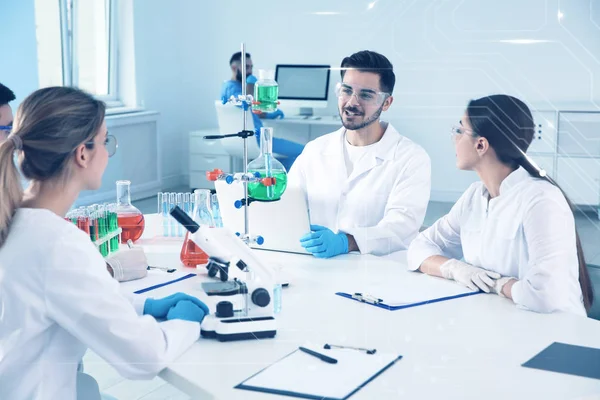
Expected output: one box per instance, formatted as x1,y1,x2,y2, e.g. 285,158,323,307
129,217,600,400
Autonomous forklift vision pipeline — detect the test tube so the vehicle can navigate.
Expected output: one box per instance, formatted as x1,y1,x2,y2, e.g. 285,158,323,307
89,211,97,243
157,192,163,215
168,193,176,237
176,193,183,237
161,193,169,237
183,193,191,216
102,206,110,256
190,191,196,215
97,206,107,257
108,204,118,253
78,209,90,235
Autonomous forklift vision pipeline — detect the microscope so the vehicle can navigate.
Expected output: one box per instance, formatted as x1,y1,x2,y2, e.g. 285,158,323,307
170,206,277,342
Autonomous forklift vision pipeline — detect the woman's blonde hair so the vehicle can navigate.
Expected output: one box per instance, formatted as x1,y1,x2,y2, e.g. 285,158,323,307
0,86,105,247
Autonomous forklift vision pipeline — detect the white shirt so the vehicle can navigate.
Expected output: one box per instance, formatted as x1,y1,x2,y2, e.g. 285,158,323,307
343,134,376,177
407,167,585,316
0,209,200,400
289,123,431,255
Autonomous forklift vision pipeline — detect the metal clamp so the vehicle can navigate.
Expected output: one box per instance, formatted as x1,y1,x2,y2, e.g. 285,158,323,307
352,292,383,305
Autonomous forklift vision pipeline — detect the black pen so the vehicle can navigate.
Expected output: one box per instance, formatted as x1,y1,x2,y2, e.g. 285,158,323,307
299,346,338,364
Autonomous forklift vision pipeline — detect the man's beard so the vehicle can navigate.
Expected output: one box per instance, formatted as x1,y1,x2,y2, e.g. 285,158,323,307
339,103,384,130
236,70,243,82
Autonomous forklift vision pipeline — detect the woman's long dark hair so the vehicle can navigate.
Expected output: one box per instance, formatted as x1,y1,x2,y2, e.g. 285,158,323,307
467,94,594,312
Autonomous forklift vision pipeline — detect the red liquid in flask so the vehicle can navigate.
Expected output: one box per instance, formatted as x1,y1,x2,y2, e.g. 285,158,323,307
118,213,145,243
180,231,209,267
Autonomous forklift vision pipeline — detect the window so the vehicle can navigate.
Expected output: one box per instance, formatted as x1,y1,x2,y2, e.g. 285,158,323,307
35,0,121,106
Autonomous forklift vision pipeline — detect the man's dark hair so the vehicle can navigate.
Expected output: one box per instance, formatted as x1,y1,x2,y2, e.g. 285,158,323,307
0,83,16,106
340,50,395,94
229,52,252,66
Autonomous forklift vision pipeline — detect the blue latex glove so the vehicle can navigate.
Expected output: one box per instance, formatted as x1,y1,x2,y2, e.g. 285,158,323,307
264,109,285,119
143,292,209,319
246,74,258,84
300,225,349,258
166,300,207,323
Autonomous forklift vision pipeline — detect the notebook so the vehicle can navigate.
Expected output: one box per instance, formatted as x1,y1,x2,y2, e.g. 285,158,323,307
522,342,600,380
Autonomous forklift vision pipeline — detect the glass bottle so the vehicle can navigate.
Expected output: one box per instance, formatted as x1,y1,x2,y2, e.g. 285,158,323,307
180,189,214,268
253,69,278,113
116,180,145,243
247,127,288,201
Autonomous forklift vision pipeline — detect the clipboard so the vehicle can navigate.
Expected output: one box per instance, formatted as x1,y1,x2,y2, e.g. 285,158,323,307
119,270,197,294
235,347,402,400
336,274,481,311
134,273,196,294
335,290,481,311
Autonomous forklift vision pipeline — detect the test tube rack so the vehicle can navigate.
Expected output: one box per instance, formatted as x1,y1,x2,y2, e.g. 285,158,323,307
66,204,122,258
92,227,122,255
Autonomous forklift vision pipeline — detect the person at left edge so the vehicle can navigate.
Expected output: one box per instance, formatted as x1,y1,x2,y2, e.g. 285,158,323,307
0,87,209,400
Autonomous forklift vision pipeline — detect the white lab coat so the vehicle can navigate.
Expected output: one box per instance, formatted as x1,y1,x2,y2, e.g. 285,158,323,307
0,209,200,400
288,123,431,255
407,167,586,316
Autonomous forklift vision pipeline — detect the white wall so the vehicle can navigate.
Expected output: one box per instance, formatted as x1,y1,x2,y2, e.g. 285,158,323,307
132,0,190,186
0,0,39,105
4,0,600,202
169,0,600,200
0,1,182,203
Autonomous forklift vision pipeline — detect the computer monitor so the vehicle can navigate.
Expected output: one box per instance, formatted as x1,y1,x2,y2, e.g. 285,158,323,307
275,64,331,116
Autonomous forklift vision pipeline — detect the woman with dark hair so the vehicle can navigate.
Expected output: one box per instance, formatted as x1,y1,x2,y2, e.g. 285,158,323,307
407,94,593,316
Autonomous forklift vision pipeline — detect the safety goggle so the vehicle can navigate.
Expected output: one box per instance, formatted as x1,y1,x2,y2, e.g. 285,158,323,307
335,82,390,106
450,125,477,139
85,134,118,157
0,125,12,135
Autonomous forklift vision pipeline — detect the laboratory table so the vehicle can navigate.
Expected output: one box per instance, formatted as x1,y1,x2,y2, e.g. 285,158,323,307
123,215,600,400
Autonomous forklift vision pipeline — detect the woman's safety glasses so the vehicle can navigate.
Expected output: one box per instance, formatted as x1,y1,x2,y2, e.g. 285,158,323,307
85,134,118,157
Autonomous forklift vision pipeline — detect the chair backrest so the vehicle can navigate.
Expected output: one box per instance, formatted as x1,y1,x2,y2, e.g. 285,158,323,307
214,100,260,160
586,264,600,320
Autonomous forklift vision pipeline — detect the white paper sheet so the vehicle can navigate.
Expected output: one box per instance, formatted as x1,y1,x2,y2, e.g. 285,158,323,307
237,346,401,399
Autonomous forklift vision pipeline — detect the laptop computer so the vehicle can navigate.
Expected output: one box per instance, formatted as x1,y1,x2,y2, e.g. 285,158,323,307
215,180,311,255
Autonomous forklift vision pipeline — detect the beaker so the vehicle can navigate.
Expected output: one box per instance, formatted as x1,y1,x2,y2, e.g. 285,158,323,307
180,189,215,268
253,69,278,113
247,127,287,201
116,180,145,243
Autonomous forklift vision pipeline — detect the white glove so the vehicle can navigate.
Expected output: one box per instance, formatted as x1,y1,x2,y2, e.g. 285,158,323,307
439,259,501,293
106,247,148,282
492,276,514,298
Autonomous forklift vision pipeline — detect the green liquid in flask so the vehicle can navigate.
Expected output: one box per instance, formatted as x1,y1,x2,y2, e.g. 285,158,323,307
248,170,288,201
254,85,279,113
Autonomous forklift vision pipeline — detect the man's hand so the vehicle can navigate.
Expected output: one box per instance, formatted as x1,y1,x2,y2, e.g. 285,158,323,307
300,225,349,258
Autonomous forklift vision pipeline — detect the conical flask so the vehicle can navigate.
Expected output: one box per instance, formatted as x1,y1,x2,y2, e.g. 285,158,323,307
247,127,287,201
180,189,214,268
115,180,145,243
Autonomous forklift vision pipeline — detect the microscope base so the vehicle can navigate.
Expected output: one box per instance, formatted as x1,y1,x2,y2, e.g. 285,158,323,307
201,316,276,342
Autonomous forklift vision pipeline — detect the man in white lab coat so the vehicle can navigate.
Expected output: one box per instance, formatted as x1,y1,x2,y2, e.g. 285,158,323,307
289,50,431,258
